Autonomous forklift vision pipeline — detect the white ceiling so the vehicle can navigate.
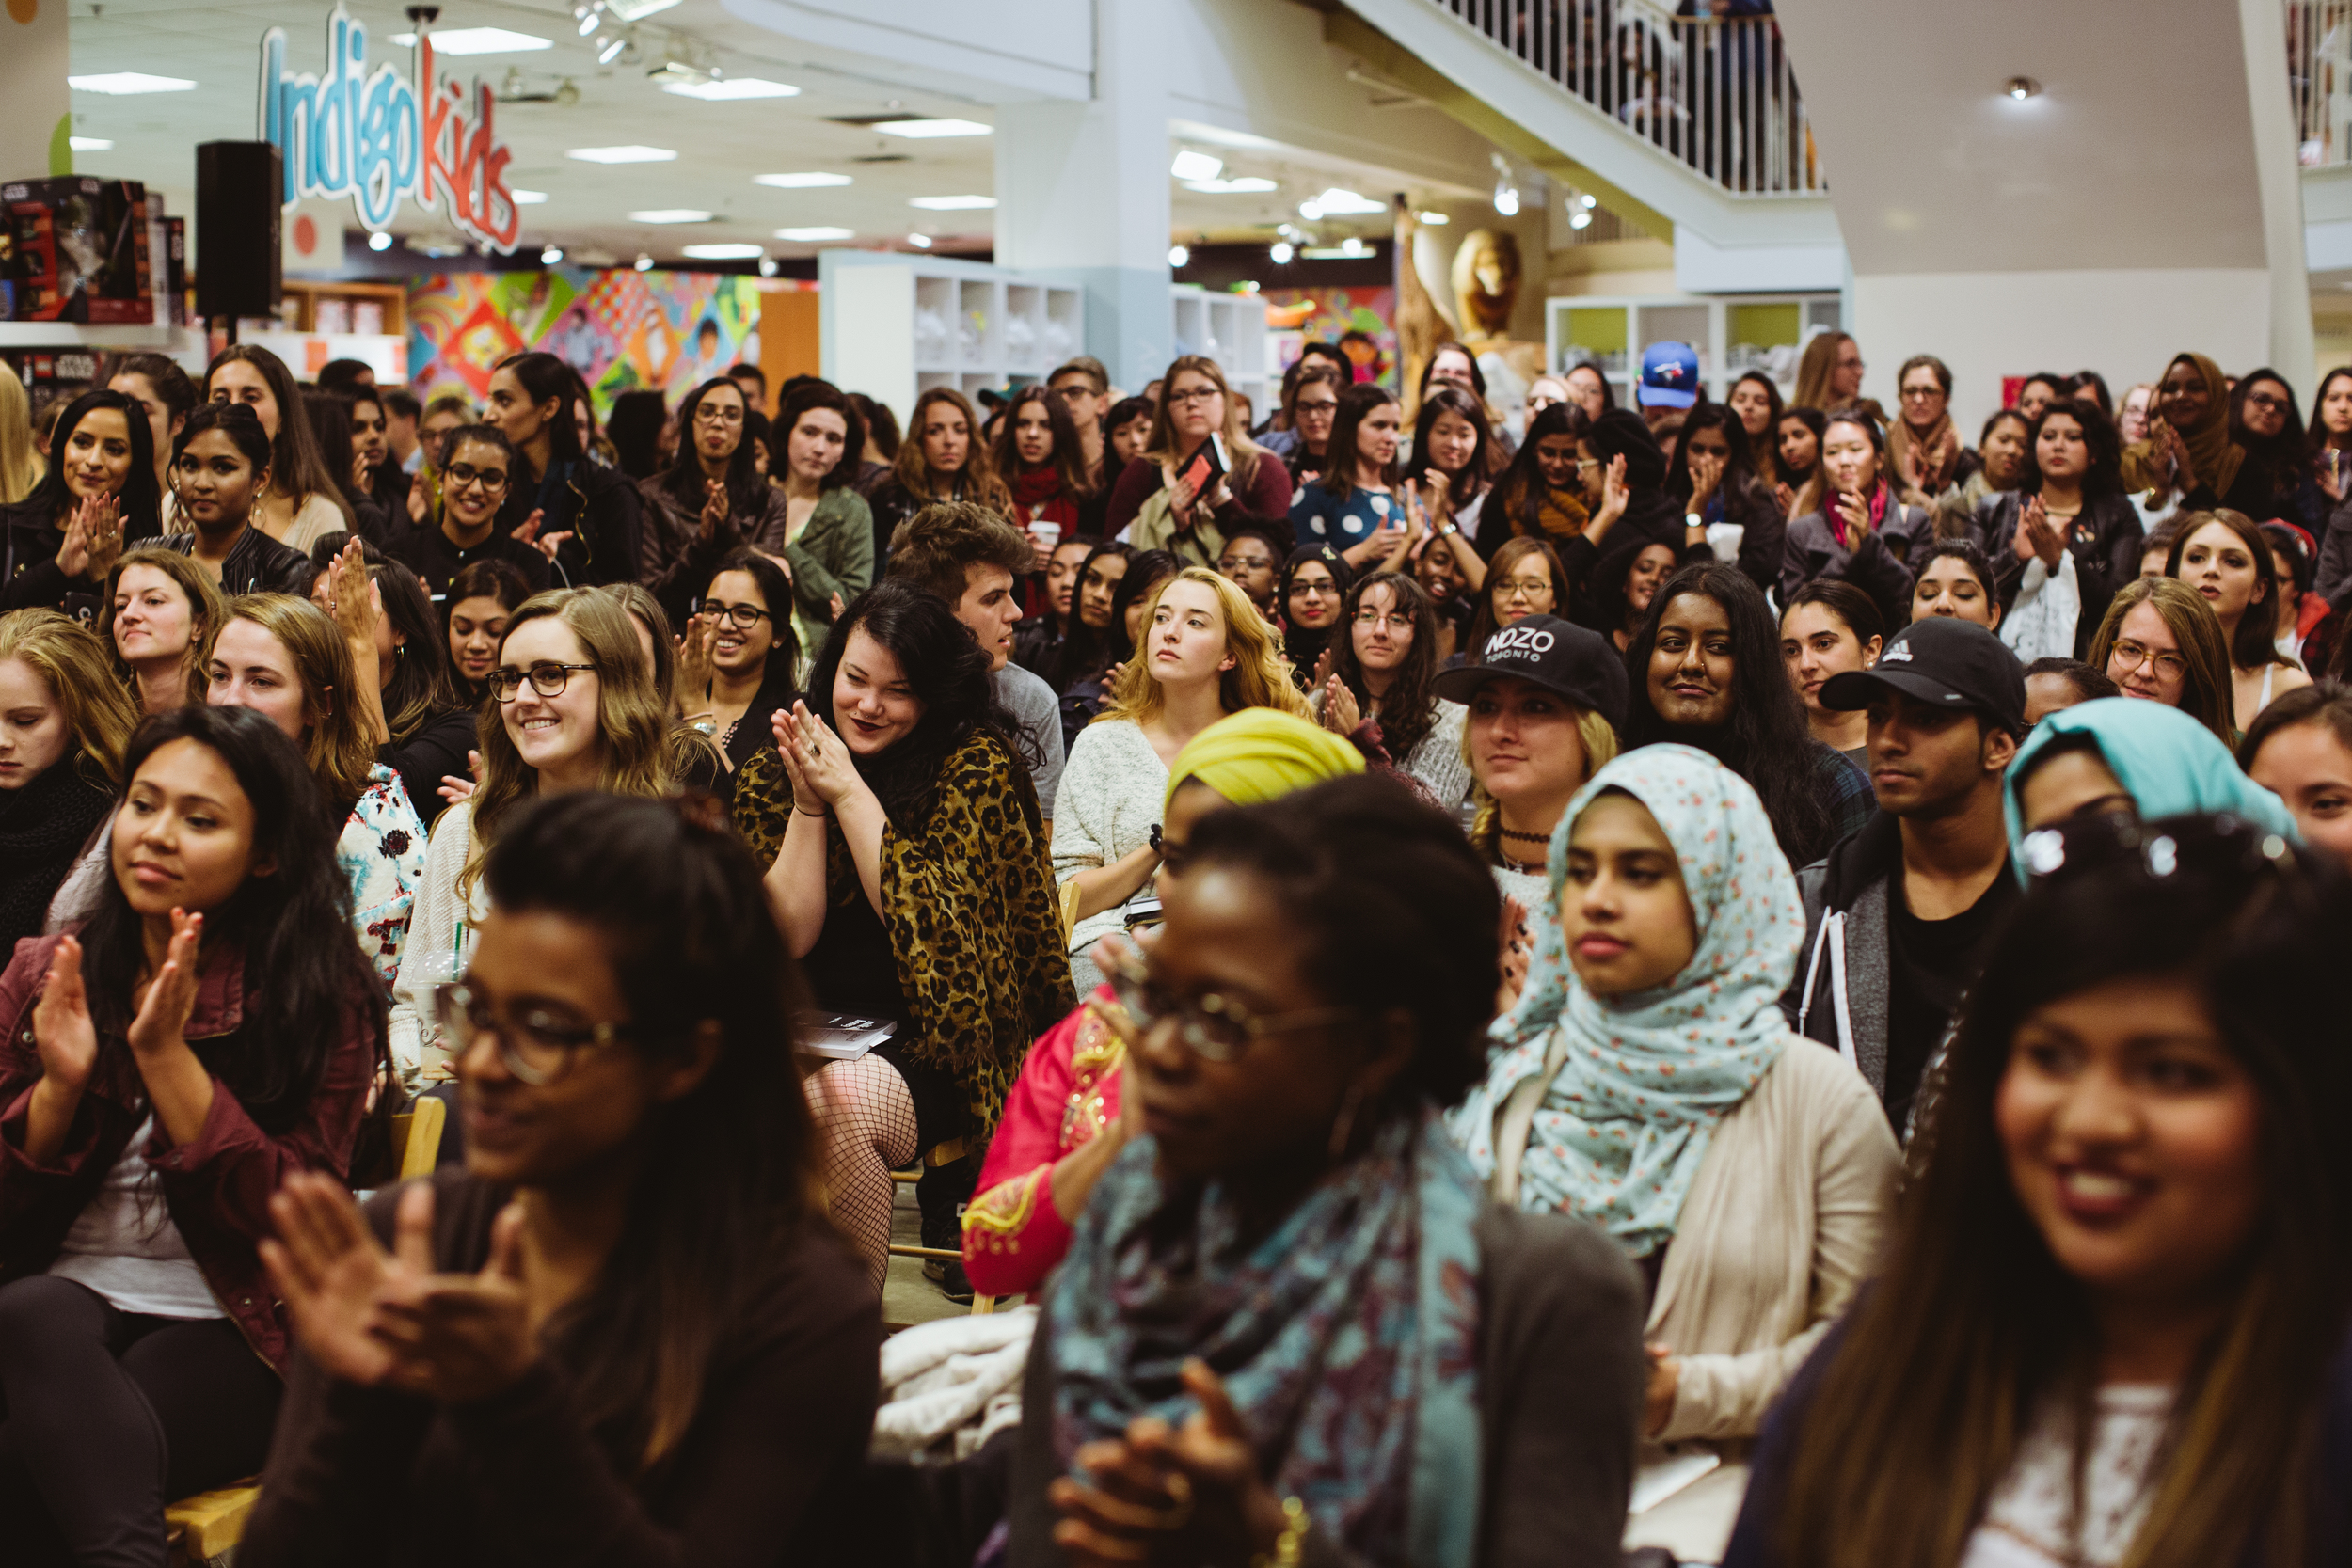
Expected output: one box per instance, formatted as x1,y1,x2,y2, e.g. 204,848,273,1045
65,0,1453,264
1772,0,2269,274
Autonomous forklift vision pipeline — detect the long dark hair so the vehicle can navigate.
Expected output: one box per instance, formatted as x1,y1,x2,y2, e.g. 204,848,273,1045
1049,540,1136,692
1408,386,1492,508
373,557,462,741
496,351,586,467
80,706,388,1134
773,380,867,493
1773,818,2352,1568
805,580,1026,828
206,344,353,528
659,377,761,518
2304,366,2352,457
301,391,363,517
1276,544,1350,682
1318,382,1401,499
1776,406,1828,486
1727,369,1788,480
1624,562,1838,863
1489,403,1589,538
2166,508,2293,674
2231,367,2311,502
22,388,161,538
2020,395,2123,499
1107,548,1183,669
605,389,668,480
481,790,825,1474
991,383,1094,499
1329,571,1441,761
701,547,799,697
1664,399,1771,515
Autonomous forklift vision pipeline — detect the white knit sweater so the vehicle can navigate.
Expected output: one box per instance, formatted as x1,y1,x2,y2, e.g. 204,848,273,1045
1050,720,1168,955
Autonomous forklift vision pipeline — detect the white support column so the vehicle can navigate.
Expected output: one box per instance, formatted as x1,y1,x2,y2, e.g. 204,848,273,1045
0,0,73,180
993,0,1170,393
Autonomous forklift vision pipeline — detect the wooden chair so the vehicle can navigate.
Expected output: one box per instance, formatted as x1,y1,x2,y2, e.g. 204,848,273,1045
163,1096,449,1564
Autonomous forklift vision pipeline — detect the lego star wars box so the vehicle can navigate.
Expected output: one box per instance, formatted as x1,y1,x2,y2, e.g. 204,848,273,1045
1,177,154,324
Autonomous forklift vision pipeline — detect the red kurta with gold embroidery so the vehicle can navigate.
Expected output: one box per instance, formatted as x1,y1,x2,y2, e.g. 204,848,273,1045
959,986,1124,1299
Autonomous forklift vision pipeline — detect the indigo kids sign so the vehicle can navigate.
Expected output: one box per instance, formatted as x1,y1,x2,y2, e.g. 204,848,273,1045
259,5,521,253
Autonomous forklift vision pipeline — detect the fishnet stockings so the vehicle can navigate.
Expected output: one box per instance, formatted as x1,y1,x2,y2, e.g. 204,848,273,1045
805,1054,919,1293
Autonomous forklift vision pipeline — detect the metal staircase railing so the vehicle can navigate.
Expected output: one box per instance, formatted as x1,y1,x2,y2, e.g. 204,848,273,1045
1422,0,1824,194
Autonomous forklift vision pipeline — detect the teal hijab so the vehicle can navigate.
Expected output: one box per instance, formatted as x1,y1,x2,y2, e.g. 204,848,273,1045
2004,698,2297,882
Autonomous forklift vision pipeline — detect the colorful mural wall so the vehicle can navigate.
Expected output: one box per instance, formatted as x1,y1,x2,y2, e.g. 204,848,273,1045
406,269,763,417
1263,286,1398,388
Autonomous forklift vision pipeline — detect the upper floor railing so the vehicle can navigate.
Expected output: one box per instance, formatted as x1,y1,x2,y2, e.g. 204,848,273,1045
1422,0,1823,195
2292,0,2352,165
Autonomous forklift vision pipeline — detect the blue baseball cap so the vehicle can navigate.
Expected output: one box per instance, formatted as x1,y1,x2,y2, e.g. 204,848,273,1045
1639,341,1701,408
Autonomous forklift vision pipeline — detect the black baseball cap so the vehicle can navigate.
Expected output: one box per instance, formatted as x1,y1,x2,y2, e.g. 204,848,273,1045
1432,614,1629,731
1818,616,2026,735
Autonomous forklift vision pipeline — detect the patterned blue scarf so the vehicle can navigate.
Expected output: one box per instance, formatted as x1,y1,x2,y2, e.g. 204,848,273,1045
1048,1110,1484,1568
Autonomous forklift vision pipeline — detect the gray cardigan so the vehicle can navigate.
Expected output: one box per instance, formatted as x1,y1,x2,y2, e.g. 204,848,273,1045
1008,1206,1645,1568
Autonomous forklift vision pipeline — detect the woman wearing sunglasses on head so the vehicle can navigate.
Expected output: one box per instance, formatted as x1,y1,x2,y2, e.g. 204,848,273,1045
1009,776,1645,1568
381,423,549,604
1724,811,2352,1568
961,708,1365,1300
241,792,878,1567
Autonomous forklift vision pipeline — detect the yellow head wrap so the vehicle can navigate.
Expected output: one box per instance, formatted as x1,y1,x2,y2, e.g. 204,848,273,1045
1164,708,1366,811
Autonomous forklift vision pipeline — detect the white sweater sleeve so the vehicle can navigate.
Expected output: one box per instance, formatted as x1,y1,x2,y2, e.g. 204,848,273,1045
388,803,477,1081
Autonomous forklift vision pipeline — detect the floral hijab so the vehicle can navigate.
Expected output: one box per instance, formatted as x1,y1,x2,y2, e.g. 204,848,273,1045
1452,744,1805,1258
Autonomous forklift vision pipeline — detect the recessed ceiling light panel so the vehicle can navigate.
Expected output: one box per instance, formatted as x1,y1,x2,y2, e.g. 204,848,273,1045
69,73,196,94
872,119,991,138
682,243,764,260
567,145,677,163
774,227,854,241
664,76,798,100
628,209,712,224
909,195,996,211
408,27,551,54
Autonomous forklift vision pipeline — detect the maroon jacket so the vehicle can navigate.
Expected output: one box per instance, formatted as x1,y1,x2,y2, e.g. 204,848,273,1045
0,931,382,1372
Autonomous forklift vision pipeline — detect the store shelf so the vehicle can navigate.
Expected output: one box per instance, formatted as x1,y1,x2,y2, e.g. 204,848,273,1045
1171,285,1271,418
0,321,199,351
821,252,1084,422
1545,293,1840,404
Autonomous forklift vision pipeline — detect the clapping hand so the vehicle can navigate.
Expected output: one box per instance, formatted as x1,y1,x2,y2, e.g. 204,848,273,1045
1049,1359,1289,1568
126,909,201,1061
438,750,482,806
774,699,866,810
1596,453,1630,532
1320,673,1361,735
699,478,729,542
2015,495,2064,570
675,615,718,703
1831,487,1873,541
31,935,100,1092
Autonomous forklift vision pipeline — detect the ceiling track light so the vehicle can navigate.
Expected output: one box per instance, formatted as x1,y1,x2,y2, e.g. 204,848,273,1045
2005,75,2041,100
574,2,602,36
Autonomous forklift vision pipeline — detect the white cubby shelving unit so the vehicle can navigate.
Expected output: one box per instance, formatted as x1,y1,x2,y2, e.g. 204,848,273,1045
819,251,1084,423
1545,293,1842,406
1170,285,1272,418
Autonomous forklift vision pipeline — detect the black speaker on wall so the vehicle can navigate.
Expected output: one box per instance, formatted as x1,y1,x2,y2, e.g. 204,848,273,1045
195,141,282,323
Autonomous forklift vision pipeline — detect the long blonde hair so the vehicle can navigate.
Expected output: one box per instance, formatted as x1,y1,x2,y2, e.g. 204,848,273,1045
220,594,380,810
99,546,230,712
462,589,673,898
1462,703,1618,867
1098,567,1310,727
0,362,40,504
0,610,140,788
1141,356,1271,495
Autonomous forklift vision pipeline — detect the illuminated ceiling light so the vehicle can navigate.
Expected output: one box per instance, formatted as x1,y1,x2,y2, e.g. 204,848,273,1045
665,76,798,100
68,73,196,94
1493,181,1519,216
758,258,779,276
907,232,932,248
541,245,564,264
603,0,682,19
1302,187,1383,216
628,209,712,224
575,5,602,37
1168,244,1190,267
1184,177,1277,195
682,243,765,260
596,33,629,64
404,27,550,54
634,253,655,271
368,230,393,251
775,226,854,241
566,145,676,163
909,194,996,210
1270,240,1295,264
1169,150,1223,182
510,189,549,204
1581,193,1597,209
69,136,113,151
1569,209,1593,230
1414,210,1448,225
756,171,851,188
2005,76,2041,100
871,119,991,138
1337,236,1370,258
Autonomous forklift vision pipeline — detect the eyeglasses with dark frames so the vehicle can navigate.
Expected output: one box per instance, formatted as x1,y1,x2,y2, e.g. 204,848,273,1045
1091,940,1357,1064
434,981,638,1085
443,461,509,492
488,661,596,701
698,600,774,630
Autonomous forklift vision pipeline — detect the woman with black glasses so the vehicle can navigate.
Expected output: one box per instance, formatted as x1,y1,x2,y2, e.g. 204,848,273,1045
382,424,548,603
243,792,876,1566
638,376,790,628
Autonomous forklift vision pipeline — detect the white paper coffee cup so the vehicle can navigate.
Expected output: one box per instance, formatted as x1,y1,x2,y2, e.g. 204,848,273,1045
1031,521,1062,547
